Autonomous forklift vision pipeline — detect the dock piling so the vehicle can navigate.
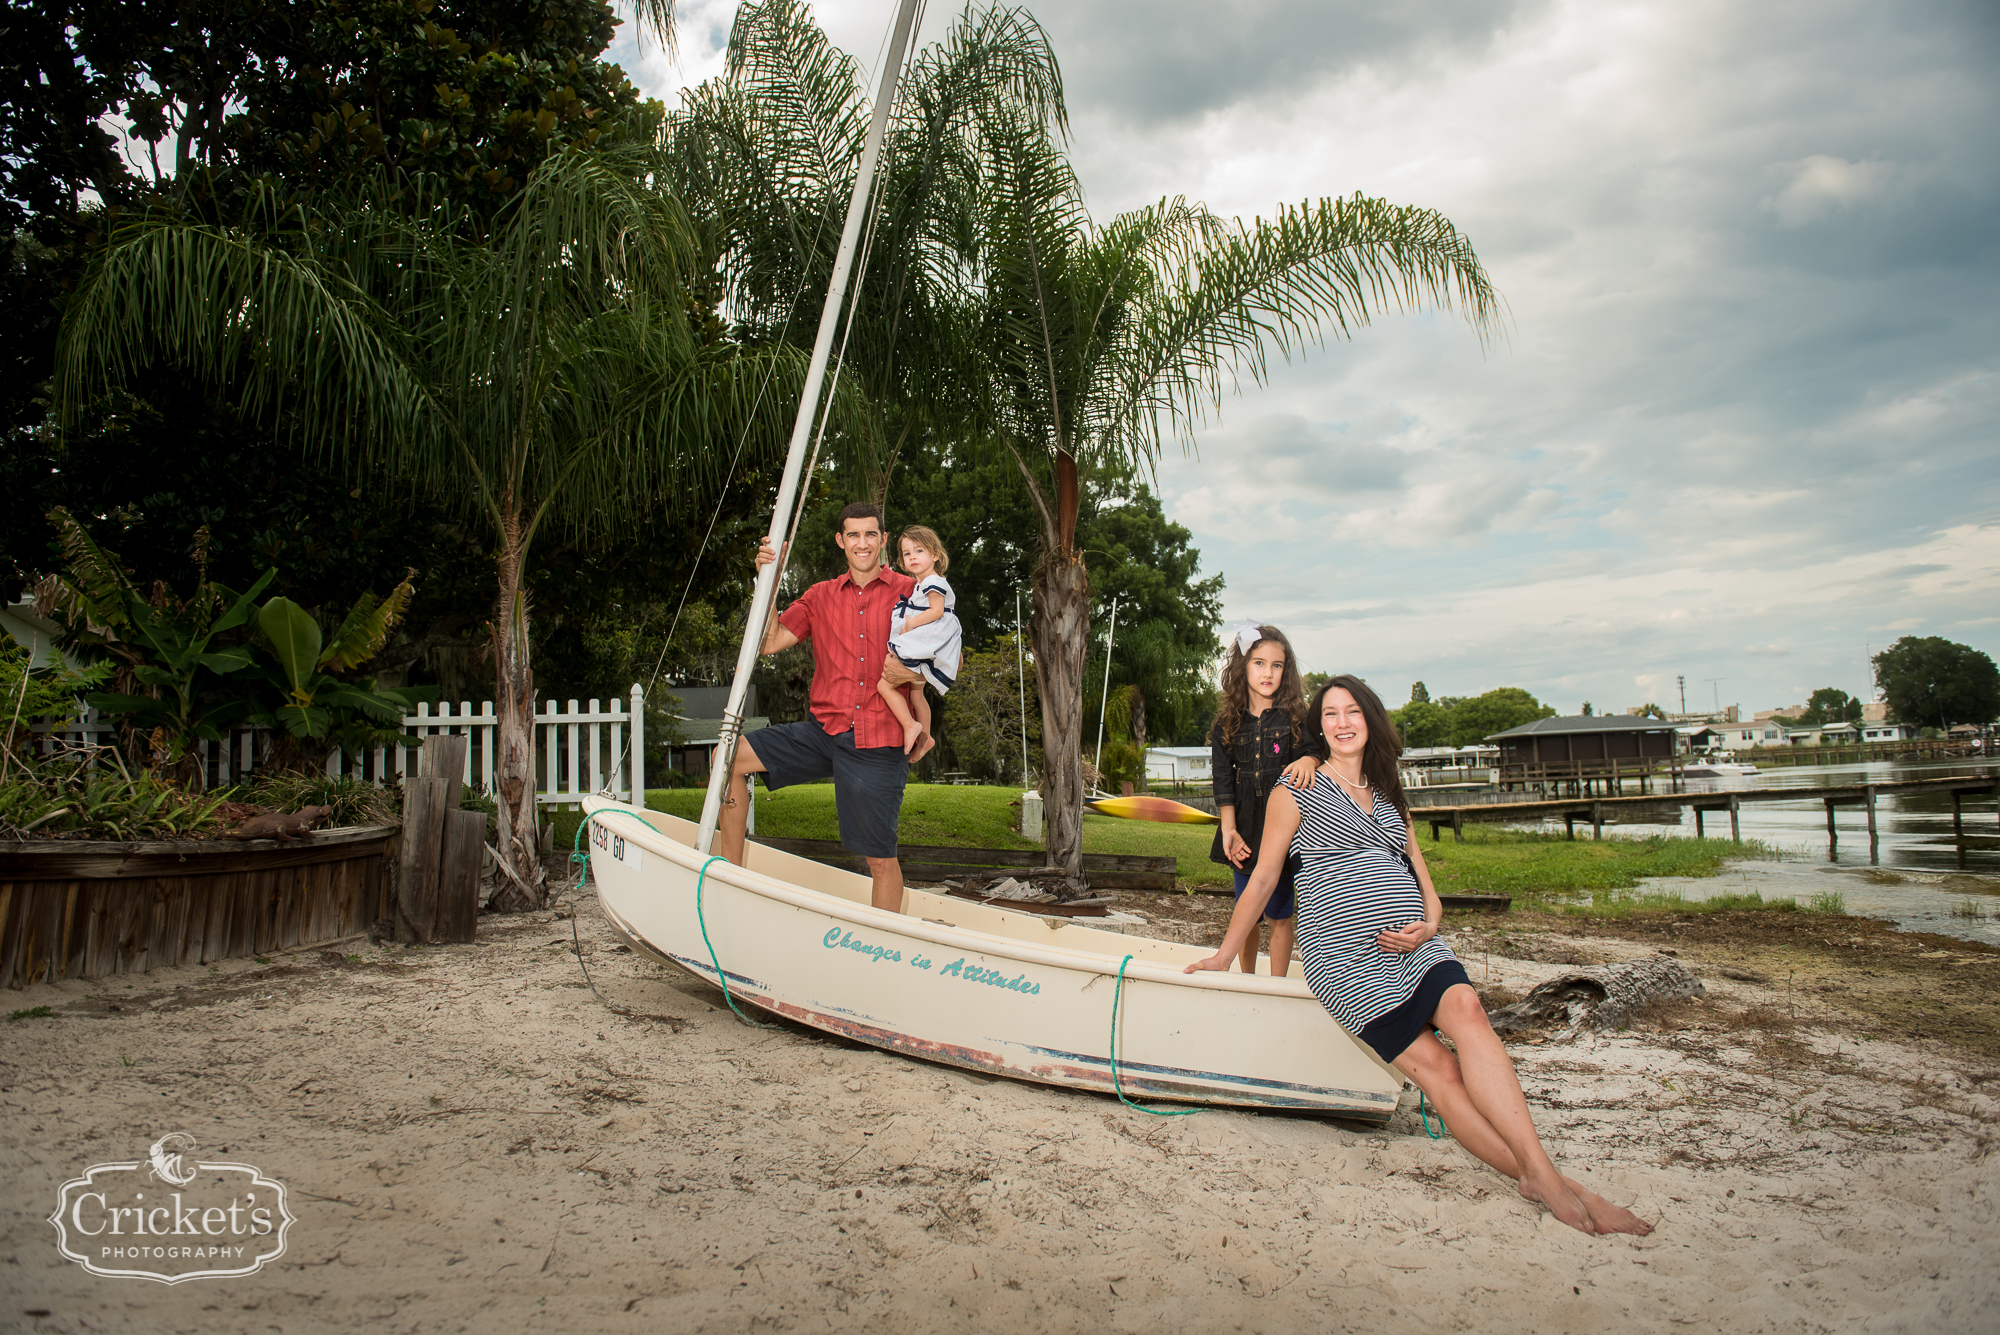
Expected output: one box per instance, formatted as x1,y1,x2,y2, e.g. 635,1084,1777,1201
1729,794,1741,842
1865,784,1879,864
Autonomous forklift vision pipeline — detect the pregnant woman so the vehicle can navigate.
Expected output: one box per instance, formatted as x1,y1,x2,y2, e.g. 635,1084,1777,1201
1186,674,1652,1237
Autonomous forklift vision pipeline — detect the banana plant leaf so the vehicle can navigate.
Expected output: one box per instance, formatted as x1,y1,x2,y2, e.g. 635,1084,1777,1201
257,597,325,706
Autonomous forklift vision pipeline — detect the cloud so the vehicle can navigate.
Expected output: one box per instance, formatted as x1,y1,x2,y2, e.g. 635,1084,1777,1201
1037,0,1537,124
1764,156,1898,227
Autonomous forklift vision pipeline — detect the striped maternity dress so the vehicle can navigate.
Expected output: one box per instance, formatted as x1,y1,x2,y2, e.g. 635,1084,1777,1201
1291,776,1468,1061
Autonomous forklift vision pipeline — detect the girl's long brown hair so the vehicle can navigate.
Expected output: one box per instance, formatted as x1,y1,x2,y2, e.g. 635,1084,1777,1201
1209,627,1307,748
1305,674,1410,819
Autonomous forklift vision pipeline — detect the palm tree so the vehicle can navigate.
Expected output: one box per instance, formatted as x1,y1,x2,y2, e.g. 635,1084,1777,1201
673,0,1064,512
973,111,1503,884
54,146,803,904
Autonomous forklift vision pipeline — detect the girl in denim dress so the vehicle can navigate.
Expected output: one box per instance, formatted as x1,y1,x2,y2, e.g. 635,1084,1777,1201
1207,622,1318,975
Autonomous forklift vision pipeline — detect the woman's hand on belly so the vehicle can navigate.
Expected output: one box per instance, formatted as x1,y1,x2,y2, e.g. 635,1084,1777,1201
1377,921,1437,954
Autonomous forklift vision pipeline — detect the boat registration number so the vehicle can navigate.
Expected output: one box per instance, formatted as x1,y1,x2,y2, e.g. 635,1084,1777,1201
591,821,643,870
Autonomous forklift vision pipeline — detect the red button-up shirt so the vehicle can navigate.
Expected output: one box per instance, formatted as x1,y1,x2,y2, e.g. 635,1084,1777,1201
777,567,916,750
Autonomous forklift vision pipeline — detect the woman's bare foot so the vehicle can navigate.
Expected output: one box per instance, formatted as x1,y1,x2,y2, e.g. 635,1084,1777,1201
902,720,924,755
1562,1177,1654,1236
910,729,936,763
1517,1171,1597,1234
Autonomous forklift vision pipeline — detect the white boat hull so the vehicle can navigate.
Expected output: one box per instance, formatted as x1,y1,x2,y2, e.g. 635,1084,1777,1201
581,797,1402,1120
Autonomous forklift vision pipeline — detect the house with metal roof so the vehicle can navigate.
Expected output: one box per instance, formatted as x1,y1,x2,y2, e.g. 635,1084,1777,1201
1485,714,1683,794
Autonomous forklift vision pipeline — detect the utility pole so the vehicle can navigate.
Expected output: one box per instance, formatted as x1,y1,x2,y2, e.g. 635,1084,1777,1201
1677,675,1687,718
1015,589,1029,785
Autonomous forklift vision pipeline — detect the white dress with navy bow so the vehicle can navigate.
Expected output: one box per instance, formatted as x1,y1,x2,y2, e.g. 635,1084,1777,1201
889,575,962,692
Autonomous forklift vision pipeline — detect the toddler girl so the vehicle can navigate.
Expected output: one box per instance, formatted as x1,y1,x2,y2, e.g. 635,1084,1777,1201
878,525,962,758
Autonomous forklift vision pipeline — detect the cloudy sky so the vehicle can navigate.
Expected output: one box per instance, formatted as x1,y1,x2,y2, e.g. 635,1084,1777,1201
615,0,1999,717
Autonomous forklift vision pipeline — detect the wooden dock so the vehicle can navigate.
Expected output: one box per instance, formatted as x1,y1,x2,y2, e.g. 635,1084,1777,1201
1413,772,2000,863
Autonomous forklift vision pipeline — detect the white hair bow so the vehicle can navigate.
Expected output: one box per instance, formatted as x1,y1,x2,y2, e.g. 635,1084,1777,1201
1228,618,1268,656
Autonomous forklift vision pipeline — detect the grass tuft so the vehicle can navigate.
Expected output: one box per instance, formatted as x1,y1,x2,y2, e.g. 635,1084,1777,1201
8,1006,54,1021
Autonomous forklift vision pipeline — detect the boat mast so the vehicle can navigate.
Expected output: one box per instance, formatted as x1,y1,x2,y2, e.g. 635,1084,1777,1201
694,0,925,856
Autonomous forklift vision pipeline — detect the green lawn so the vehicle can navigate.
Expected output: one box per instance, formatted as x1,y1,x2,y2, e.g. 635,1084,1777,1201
551,784,1776,907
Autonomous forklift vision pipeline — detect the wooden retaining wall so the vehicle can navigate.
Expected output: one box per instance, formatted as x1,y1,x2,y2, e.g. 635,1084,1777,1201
0,826,397,989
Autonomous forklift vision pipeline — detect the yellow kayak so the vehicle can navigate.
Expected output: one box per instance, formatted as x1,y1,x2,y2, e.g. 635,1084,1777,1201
1083,794,1220,825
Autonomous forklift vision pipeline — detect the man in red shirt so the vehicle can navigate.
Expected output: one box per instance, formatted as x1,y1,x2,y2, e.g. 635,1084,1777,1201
715,502,918,912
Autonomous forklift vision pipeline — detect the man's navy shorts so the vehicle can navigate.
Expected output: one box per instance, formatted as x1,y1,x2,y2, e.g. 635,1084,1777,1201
747,721,908,859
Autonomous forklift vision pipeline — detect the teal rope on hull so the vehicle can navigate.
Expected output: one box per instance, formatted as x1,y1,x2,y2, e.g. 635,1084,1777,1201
1109,955,1198,1117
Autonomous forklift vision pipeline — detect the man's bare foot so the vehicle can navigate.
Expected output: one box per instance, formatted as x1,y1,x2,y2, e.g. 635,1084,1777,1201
1562,1177,1654,1236
1518,1171,1597,1234
902,720,924,755
910,729,936,763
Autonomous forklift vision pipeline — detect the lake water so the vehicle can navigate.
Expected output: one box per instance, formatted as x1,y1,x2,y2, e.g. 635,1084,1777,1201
1504,759,2000,945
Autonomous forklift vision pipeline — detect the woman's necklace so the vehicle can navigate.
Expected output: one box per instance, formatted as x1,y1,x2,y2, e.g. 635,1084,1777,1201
1331,768,1370,793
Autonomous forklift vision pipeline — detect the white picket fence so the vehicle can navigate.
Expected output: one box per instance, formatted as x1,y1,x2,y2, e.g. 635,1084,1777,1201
39,685,647,805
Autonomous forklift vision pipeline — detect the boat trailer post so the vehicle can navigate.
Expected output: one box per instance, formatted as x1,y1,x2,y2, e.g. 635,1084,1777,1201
690,0,926,857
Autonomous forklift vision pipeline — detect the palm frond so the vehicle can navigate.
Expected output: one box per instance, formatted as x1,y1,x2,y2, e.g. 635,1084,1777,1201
322,572,417,672
1096,193,1501,462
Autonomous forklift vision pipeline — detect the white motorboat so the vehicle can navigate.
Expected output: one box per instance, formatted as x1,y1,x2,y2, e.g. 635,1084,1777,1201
582,796,1403,1120
1683,758,1760,777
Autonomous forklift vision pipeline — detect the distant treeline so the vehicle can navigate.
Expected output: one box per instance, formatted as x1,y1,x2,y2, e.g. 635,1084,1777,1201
1389,684,1556,749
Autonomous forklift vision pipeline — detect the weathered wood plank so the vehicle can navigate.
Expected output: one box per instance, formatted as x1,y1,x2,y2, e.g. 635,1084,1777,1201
436,809,484,944
159,881,193,972
273,863,303,952
202,872,233,965
140,885,171,974
229,873,257,961
397,776,449,943
0,827,397,879
422,735,468,813
16,883,58,988
78,881,110,978
0,883,20,989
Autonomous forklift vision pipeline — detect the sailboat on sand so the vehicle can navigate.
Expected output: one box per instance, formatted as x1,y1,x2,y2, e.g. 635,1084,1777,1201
580,0,1401,1120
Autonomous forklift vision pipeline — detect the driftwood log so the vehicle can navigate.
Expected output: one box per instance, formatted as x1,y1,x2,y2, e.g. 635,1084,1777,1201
1486,957,1706,1036
223,805,333,842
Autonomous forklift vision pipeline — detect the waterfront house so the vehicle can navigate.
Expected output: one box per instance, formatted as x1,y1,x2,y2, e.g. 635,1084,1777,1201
1144,746,1211,785
1689,720,1789,751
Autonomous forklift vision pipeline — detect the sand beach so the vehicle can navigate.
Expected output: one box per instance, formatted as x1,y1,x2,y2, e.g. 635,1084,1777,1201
3,874,1997,1333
